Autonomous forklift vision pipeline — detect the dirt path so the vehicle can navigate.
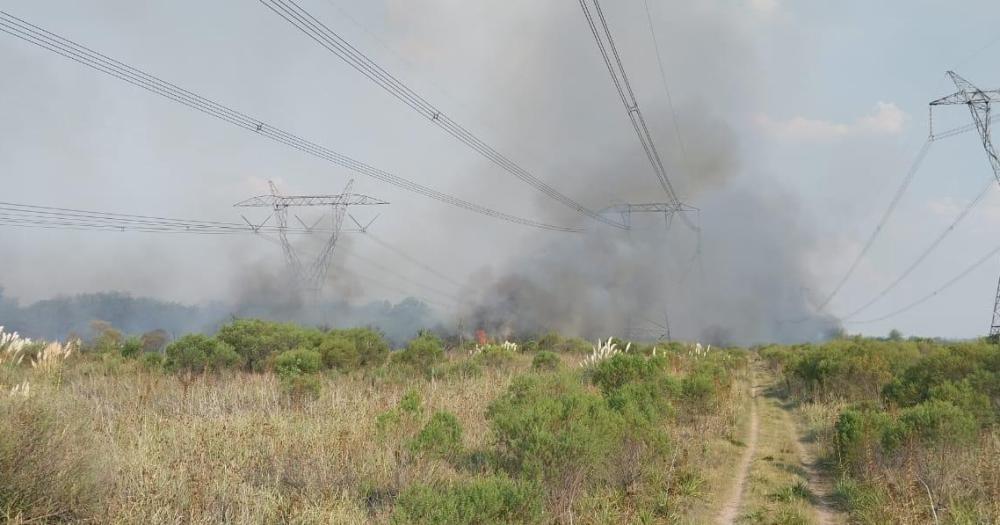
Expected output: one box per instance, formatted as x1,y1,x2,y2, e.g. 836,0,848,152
717,367,845,525
783,411,843,525
716,382,759,525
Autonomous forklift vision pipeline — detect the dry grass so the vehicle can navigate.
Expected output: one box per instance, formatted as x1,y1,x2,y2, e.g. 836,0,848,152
0,348,755,524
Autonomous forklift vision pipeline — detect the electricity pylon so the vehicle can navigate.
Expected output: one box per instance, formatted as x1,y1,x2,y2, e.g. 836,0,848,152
602,202,698,230
234,180,388,292
930,71,1000,339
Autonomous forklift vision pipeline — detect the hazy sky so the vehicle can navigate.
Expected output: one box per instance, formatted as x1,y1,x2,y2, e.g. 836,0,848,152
2,0,999,340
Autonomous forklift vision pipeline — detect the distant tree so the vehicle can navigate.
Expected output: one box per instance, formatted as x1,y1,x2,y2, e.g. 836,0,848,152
888,329,903,342
89,320,123,353
141,329,170,354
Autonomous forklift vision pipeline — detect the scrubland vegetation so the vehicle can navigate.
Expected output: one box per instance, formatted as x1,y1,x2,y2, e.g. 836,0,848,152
761,337,1000,524
1,323,750,524
4,319,997,524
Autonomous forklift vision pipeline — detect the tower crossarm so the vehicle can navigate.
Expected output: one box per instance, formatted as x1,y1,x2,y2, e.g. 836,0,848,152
233,194,388,208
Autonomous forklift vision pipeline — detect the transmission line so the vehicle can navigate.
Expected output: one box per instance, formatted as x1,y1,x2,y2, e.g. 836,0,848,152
842,178,994,320
342,250,461,304
258,0,625,229
814,140,934,312
0,10,581,233
848,242,1000,325
640,0,687,161
576,0,689,214
363,232,465,289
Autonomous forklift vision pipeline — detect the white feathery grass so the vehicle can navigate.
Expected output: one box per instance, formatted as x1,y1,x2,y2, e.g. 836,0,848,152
688,343,711,359
9,380,30,398
0,326,31,366
31,339,77,373
581,336,631,368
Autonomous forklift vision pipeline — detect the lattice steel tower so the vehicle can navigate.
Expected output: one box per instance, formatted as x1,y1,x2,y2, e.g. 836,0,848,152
234,180,388,292
930,71,1000,339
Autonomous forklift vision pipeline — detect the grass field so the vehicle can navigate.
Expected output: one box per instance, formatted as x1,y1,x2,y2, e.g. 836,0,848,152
2,323,997,524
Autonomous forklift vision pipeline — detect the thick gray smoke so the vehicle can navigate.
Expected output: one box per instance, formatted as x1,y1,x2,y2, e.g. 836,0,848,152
382,0,841,344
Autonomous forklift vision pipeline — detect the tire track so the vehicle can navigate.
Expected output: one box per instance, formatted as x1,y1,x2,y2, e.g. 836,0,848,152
717,382,759,524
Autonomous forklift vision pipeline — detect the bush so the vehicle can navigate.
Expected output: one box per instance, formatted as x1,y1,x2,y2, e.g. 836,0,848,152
891,400,978,448
399,389,422,416
591,353,658,395
393,332,444,376
834,407,895,472
216,319,314,372
140,352,164,370
531,351,560,371
316,328,389,371
317,334,357,370
274,348,323,380
120,337,142,359
392,476,543,524
410,411,463,460
487,374,624,483
164,334,240,374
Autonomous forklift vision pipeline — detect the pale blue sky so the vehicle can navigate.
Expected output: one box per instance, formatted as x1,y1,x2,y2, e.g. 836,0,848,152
1,0,999,340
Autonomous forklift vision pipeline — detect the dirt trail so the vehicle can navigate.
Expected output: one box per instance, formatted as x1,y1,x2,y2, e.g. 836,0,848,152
716,383,759,525
784,412,843,525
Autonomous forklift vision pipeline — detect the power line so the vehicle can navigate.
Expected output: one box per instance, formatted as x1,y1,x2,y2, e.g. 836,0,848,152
848,242,1000,325
814,140,934,312
258,0,626,230
363,232,465,289
0,10,582,233
640,0,688,161
576,0,689,217
842,178,994,320
344,250,461,305
807,113,998,315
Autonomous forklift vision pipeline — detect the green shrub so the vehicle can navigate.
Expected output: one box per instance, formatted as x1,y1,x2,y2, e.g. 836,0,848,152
834,407,895,472
139,352,164,370
927,379,994,425
316,328,389,371
890,400,978,448
591,353,658,395
681,371,717,409
342,327,390,367
531,351,560,371
487,374,624,482
410,411,463,460
164,334,240,374
393,332,444,376
555,337,592,354
536,331,562,351
392,476,543,524
317,334,358,370
120,337,142,359
475,345,517,368
216,319,315,372
399,389,422,416
274,348,322,380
